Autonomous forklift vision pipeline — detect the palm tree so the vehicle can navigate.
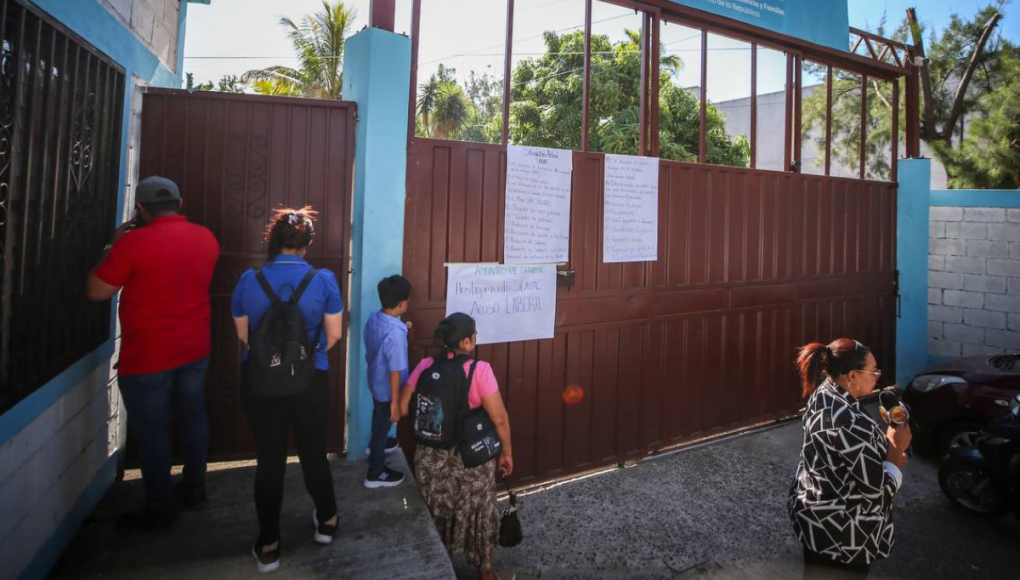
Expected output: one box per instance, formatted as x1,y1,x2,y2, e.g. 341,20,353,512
430,81,469,139
251,78,303,97
242,1,354,99
416,65,470,139
417,76,441,136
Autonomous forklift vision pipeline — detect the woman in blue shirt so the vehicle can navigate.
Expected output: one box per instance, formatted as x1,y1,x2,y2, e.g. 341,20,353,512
231,207,344,574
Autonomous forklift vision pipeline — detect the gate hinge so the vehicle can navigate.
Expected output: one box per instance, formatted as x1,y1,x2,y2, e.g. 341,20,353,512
894,269,901,318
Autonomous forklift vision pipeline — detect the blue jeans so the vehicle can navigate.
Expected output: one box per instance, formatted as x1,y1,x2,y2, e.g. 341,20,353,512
118,357,210,513
368,400,392,475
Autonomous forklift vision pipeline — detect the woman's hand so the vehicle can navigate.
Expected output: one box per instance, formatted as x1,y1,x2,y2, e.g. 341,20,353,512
888,450,909,468
498,451,514,477
886,424,913,470
887,424,913,453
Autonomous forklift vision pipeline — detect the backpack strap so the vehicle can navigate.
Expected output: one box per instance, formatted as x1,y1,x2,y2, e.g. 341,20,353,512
462,359,479,410
455,358,479,445
289,268,320,304
254,268,281,304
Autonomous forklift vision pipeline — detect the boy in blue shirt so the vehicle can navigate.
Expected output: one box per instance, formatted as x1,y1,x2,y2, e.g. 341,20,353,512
362,275,412,488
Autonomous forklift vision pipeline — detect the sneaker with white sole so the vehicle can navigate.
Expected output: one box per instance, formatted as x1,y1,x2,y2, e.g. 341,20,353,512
363,466,405,489
312,509,337,545
252,542,280,574
364,436,400,456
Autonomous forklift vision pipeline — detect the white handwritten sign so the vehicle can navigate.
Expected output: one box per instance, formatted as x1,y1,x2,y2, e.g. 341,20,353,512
603,154,659,263
446,263,556,344
504,145,573,264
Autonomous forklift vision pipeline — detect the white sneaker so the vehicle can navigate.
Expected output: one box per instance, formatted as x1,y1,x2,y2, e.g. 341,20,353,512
312,509,337,545
252,543,280,574
363,466,405,489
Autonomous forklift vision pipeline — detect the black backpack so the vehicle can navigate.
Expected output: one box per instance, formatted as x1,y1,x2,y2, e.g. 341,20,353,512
247,267,318,398
411,354,475,448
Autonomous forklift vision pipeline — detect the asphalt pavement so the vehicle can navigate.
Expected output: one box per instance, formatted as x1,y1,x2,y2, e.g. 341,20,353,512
461,420,1020,579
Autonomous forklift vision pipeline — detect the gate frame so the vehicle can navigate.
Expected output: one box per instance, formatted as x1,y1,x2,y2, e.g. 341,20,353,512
404,0,919,174
138,87,357,460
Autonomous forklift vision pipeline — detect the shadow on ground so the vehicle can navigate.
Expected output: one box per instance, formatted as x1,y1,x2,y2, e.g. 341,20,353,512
49,421,1020,579
51,452,454,579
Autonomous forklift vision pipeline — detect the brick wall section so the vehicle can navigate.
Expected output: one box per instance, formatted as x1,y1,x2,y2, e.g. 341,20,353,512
929,207,1020,357
100,0,181,73
0,364,122,578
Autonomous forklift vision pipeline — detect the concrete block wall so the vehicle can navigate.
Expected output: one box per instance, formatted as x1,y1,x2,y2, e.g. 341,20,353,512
0,364,122,579
100,0,182,73
929,205,1020,357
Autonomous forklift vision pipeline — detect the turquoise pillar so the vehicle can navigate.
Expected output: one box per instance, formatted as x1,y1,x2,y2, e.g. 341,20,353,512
896,159,932,388
342,29,411,460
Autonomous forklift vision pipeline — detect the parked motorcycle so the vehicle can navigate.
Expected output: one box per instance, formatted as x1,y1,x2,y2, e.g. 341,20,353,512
938,394,1020,518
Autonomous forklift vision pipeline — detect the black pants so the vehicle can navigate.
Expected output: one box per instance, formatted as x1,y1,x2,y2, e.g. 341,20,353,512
242,368,337,545
802,548,871,579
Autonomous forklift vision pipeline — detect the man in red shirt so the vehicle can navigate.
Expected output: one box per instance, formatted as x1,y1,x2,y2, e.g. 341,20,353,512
88,176,220,532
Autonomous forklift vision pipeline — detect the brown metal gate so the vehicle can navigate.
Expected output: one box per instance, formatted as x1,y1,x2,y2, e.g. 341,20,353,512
403,138,896,486
138,89,356,460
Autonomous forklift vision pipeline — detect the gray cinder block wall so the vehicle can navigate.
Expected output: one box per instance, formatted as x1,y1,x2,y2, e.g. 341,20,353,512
928,207,1020,357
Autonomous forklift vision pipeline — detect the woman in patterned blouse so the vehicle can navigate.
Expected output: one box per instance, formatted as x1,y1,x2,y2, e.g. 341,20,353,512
788,338,911,577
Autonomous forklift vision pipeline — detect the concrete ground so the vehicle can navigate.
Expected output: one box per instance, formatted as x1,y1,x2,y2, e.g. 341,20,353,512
470,421,1020,579
50,451,454,579
50,421,1020,579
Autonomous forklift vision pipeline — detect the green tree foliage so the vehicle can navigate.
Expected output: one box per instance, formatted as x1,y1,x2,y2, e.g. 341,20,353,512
415,29,749,165
417,64,472,140
186,73,244,93
242,0,353,99
802,4,1019,186
935,52,1020,188
802,68,897,179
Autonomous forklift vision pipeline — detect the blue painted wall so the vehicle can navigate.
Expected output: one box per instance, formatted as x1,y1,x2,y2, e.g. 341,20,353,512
931,189,1020,208
4,2,186,579
342,28,412,461
667,0,849,52
896,159,931,389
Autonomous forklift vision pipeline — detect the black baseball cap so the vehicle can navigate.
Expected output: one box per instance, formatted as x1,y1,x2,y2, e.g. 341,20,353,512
135,176,181,204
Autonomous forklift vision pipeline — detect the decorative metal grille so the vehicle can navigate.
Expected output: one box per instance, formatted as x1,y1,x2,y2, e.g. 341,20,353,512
0,0,125,414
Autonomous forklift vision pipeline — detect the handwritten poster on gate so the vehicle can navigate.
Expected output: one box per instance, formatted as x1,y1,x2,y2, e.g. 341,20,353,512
603,154,659,263
504,145,573,264
446,263,556,345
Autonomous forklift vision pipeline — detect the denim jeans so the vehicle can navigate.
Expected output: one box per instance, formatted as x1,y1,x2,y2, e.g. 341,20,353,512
368,400,392,475
118,356,210,513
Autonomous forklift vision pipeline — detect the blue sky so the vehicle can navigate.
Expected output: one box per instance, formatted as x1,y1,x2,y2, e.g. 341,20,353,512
184,0,1018,101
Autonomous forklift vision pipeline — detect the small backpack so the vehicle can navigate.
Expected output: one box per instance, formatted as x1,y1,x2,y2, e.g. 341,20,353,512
247,267,319,398
411,354,475,448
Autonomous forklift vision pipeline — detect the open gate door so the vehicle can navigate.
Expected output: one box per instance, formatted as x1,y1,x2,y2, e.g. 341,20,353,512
138,89,355,460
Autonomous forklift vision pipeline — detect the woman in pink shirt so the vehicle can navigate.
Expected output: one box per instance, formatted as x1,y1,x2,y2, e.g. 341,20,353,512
399,313,513,580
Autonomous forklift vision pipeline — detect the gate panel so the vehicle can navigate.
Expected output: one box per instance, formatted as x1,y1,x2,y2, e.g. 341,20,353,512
404,138,896,486
139,89,355,460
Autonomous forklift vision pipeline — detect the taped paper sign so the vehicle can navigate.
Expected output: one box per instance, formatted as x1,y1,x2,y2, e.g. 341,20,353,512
603,153,659,263
445,263,556,344
504,145,573,264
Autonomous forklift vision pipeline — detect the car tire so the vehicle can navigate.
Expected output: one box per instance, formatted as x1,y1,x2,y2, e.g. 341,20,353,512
936,421,984,458
938,464,1010,517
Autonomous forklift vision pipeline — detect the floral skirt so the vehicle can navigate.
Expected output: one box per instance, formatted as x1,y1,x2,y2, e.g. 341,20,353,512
415,445,498,572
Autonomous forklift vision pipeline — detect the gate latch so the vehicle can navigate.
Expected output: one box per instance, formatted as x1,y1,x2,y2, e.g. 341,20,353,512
557,269,576,288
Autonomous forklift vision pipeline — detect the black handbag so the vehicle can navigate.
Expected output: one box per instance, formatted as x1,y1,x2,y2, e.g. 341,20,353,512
457,361,503,468
458,407,502,468
499,485,523,548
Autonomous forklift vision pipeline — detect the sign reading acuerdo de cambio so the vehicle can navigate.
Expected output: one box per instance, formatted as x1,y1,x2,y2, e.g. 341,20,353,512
668,0,850,53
